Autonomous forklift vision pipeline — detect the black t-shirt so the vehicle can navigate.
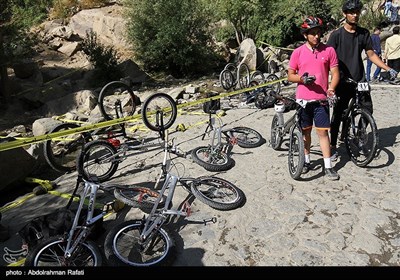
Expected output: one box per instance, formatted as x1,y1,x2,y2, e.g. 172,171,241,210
327,26,373,82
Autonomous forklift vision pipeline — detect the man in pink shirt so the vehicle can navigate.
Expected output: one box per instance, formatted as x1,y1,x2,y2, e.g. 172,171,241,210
287,16,340,180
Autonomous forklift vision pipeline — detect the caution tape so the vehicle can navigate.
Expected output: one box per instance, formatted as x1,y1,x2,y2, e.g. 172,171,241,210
258,41,295,51
0,78,285,152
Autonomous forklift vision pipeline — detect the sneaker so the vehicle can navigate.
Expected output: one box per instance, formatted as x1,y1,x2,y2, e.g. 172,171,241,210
302,162,311,174
325,168,340,180
330,148,338,162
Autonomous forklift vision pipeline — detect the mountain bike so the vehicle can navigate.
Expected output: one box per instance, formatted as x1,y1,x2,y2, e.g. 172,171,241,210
336,78,379,167
24,175,116,266
191,111,264,172
76,92,178,182
103,116,245,266
270,93,306,180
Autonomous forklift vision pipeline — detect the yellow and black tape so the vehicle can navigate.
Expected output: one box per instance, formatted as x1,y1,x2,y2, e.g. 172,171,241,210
0,78,286,152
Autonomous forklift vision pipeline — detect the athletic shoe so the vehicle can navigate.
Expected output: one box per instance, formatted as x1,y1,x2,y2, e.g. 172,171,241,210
325,168,340,180
302,162,311,174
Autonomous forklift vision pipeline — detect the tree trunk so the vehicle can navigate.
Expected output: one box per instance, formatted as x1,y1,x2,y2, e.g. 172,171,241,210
0,30,11,103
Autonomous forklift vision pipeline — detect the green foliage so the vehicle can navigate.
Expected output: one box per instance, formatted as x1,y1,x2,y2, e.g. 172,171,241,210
124,0,216,77
8,0,53,29
81,30,122,85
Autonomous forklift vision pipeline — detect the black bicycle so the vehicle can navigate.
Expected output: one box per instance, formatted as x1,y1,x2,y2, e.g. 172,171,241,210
336,78,378,167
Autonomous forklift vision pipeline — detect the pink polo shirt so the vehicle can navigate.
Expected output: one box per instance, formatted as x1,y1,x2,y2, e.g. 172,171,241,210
288,43,338,100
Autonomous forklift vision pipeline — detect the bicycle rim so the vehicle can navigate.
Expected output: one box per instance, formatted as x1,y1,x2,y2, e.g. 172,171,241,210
219,69,234,90
105,221,175,266
190,176,245,210
44,123,90,173
231,127,263,148
191,146,234,172
288,129,304,180
99,81,136,120
25,236,102,266
344,109,378,167
270,114,283,150
237,62,250,89
141,93,177,131
77,140,119,182
264,73,281,94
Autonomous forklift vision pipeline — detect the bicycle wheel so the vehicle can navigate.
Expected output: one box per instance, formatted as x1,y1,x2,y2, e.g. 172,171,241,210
76,140,119,182
237,62,250,89
141,92,177,131
229,127,264,148
114,186,166,211
288,128,305,180
99,81,138,120
44,123,92,173
250,70,265,84
270,114,283,150
264,73,281,94
219,69,234,90
343,109,378,167
24,236,102,266
104,220,176,266
190,176,245,210
191,146,234,172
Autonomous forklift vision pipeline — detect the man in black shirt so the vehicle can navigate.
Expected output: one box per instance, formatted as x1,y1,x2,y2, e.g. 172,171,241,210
326,0,397,161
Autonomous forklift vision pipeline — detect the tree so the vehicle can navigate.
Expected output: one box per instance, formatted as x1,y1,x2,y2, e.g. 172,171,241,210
124,0,216,77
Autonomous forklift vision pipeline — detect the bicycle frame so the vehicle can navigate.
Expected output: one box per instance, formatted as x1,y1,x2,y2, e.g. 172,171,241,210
64,177,109,258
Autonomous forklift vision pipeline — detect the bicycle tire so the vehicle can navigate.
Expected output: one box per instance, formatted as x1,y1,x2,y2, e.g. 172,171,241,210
230,126,264,148
264,73,281,94
237,62,250,89
99,81,137,120
141,92,177,131
76,140,119,182
190,176,245,210
114,186,166,211
44,123,92,173
224,63,236,72
24,235,102,266
343,108,378,167
288,129,305,180
250,70,265,84
219,69,234,90
270,114,283,150
104,220,176,266
191,146,234,172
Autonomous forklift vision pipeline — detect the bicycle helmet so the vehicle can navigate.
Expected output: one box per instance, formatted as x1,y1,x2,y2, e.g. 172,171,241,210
274,101,286,113
300,16,323,34
342,0,363,13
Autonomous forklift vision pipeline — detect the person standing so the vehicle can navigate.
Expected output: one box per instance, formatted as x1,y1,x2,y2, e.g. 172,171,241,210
366,27,382,82
288,16,340,180
384,25,400,73
326,0,397,161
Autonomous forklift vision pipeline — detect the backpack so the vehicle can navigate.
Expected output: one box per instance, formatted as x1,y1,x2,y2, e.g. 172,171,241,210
18,208,104,250
203,93,220,114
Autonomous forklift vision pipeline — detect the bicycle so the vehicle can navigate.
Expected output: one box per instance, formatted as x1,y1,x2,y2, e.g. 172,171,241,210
335,78,379,167
219,62,250,90
76,92,178,182
191,111,264,172
24,175,116,266
43,91,177,173
103,114,246,266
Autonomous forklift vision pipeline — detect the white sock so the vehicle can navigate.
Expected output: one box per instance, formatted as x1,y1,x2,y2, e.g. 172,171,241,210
305,154,310,163
324,158,332,169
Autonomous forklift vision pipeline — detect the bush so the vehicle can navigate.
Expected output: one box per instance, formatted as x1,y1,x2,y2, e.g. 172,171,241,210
124,0,217,77
81,30,122,85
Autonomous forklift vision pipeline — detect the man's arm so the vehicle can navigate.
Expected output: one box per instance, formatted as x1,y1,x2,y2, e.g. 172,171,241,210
367,49,391,71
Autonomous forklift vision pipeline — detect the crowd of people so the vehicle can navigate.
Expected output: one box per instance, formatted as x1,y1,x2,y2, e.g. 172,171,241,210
288,0,398,181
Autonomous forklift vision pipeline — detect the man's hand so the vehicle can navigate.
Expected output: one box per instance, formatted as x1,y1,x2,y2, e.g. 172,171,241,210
300,72,316,85
389,68,398,80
